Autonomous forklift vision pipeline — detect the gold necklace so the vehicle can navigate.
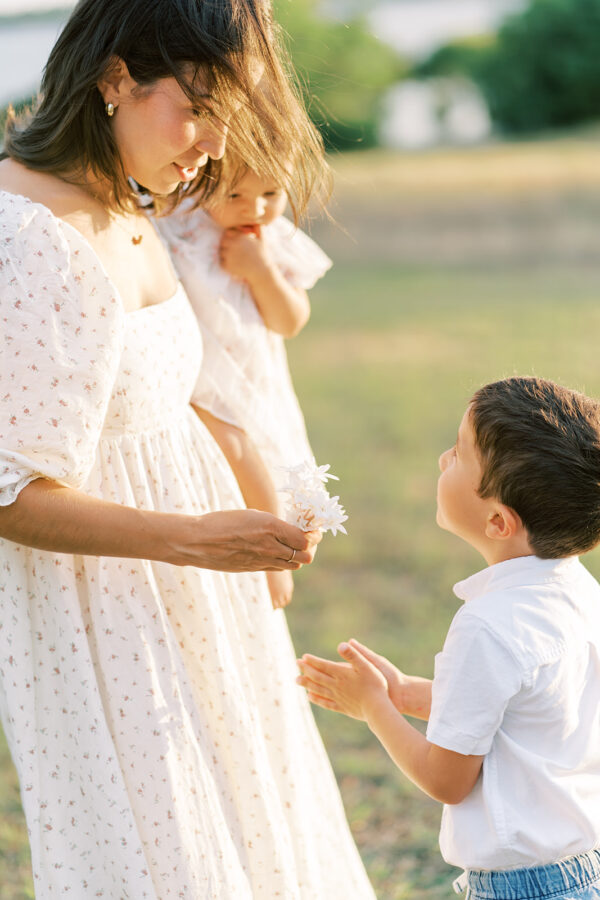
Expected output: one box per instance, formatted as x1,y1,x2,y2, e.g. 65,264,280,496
109,211,145,246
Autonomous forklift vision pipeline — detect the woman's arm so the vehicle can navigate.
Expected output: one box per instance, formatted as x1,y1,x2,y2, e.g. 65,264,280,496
0,478,318,572
219,228,310,337
193,405,295,606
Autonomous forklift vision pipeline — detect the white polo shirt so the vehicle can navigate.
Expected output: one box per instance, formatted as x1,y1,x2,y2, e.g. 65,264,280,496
426,555,600,871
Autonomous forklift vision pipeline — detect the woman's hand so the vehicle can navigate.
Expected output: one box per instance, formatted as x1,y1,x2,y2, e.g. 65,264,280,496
164,508,321,572
266,569,294,609
297,642,388,722
0,480,320,575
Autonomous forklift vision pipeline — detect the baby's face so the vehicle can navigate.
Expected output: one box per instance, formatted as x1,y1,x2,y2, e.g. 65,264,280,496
208,169,287,230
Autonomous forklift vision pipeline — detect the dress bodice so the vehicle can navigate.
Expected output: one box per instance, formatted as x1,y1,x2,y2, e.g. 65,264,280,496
102,287,202,436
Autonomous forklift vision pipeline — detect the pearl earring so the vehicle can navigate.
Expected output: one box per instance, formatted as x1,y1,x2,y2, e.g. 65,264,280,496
106,102,115,117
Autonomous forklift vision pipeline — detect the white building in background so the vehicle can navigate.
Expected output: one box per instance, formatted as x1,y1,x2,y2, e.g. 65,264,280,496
369,0,522,149
379,78,492,149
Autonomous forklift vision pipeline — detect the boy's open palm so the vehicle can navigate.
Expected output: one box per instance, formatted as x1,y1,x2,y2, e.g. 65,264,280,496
297,643,388,721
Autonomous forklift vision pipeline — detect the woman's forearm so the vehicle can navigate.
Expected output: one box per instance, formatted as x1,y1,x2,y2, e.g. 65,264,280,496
0,478,316,572
0,478,171,559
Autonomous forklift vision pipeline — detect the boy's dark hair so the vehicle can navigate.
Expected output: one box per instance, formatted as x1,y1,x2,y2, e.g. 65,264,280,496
470,376,600,559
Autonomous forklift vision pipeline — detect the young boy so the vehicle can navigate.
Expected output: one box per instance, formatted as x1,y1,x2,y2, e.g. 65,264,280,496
297,376,600,900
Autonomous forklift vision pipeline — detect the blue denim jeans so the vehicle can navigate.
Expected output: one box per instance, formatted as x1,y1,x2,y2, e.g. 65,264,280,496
453,850,600,899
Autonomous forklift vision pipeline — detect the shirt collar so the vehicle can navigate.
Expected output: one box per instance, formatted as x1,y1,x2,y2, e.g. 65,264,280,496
453,555,580,603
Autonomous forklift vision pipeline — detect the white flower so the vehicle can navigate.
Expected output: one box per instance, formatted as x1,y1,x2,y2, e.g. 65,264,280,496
278,458,348,535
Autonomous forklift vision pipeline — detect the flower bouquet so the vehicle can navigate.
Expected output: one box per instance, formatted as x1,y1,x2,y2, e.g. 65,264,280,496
279,459,348,536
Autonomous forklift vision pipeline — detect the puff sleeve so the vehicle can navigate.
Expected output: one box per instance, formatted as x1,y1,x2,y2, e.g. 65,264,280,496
265,216,332,290
0,194,125,505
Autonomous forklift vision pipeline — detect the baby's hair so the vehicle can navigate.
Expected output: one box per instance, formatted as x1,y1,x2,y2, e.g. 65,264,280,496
208,130,325,225
470,376,600,558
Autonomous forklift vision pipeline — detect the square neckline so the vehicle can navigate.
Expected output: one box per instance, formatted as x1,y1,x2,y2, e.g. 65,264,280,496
0,188,183,315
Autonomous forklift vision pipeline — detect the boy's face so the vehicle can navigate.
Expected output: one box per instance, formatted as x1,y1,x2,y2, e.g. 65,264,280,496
436,406,490,547
208,169,288,230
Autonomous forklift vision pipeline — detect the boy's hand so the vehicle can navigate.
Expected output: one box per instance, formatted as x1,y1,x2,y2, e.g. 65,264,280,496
219,227,272,282
267,569,294,609
348,639,432,721
346,640,408,711
297,642,388,722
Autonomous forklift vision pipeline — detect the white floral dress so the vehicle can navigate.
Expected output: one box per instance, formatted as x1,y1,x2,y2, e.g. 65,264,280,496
0,193,375,900
159,208,332,486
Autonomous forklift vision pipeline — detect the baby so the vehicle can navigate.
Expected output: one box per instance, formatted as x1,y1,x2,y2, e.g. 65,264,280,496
159,157,331,609
298,376,600,900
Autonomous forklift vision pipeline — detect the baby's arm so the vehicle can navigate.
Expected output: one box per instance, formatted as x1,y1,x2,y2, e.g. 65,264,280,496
219,227,310,338
297,642,483,804
193,405,294,608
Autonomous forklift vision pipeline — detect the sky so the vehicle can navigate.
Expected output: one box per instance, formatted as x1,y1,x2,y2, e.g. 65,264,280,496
369,0,525,57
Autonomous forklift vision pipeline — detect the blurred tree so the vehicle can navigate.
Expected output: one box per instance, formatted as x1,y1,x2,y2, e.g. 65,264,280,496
412,35,493,81
472,0,600,133
274,0,405,150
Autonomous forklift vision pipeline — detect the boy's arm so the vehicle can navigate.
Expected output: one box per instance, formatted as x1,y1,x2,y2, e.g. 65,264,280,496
192,405,294,608
297,643,483,805
219,228,310,337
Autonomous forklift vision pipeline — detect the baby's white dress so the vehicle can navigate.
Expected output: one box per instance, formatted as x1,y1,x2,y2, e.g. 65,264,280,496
159,208,332,483
0,193,375,900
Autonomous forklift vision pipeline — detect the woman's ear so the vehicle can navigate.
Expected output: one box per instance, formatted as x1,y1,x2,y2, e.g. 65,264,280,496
97,56,137,109
485,503,522,542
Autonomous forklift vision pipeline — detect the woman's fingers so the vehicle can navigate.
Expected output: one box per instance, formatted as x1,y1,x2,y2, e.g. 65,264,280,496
274,525,322,567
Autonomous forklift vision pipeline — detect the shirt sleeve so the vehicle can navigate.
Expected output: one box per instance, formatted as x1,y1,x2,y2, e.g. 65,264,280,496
426,608,523,756
0,196,125,505
266,217,332,290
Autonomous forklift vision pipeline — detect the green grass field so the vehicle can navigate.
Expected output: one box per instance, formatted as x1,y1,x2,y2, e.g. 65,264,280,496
3,137,600,898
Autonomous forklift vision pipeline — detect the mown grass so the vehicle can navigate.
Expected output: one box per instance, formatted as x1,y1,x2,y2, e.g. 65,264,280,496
3,136,600,898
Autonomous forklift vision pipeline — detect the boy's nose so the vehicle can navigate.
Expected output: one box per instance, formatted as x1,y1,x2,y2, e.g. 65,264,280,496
439,449,450,471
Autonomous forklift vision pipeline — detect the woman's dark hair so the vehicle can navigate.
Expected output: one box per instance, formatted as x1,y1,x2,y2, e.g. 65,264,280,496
2,0,327,214
470,376,600,558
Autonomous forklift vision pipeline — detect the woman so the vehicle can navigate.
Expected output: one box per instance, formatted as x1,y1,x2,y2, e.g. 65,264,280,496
0,1,376,896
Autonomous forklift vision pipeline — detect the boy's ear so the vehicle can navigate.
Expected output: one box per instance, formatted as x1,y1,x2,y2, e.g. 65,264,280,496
97,56,136,107
485,503,522,541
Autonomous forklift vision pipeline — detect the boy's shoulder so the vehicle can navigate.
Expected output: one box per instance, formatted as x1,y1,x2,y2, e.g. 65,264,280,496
453,556,600,672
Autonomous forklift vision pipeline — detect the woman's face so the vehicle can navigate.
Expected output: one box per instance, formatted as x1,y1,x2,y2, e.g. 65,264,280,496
106,69,228,195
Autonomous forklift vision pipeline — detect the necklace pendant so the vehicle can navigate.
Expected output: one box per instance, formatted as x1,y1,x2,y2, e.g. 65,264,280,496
132,234,143,245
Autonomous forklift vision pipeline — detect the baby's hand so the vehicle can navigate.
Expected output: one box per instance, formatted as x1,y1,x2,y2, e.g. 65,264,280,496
219,227,272,282
297,642,388,722
267,569,294,609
